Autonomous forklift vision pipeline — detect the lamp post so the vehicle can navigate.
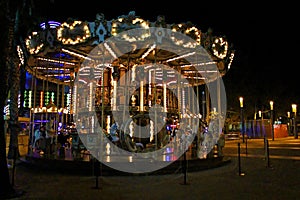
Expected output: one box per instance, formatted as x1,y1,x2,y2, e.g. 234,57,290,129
292,104,298,139
269,101,274,141
287,111,291,136
258,110,262,137
239,97,245,143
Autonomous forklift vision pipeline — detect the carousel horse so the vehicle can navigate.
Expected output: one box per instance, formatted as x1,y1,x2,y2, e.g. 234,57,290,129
108,123,143,153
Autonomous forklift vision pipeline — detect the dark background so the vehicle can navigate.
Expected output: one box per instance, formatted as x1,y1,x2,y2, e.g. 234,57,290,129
33,0,299,118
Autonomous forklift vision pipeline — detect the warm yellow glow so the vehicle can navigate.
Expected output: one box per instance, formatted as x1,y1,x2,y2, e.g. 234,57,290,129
40,91,44,107
292,104,297,115
212,37,228,59
57,21,91,45
140,80,144,112
239,97,243,108
112,80,117,111
89,83,93,111
106,143,111,155
26,34,44,54
107,115,111,133
111,17,150,41
17,45,24,65
270,101,274,110
259,110,262,118
227,52,235,69
163,83,167,112
287,111,290,118
37,57,75,66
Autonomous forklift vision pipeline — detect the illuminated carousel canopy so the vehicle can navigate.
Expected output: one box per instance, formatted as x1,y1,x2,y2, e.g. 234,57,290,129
23,11,235,86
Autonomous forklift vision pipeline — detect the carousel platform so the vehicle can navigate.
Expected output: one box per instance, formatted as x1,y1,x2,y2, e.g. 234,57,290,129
21,145,231,176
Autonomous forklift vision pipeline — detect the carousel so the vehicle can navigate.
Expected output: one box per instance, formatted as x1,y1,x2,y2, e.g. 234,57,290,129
20,11,235,173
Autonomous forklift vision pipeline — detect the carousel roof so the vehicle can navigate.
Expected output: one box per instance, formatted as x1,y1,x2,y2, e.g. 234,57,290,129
22,11,235,87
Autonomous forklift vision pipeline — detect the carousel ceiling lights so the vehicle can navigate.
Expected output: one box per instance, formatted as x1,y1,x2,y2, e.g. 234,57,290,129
57,20,91,45
23,11,235,86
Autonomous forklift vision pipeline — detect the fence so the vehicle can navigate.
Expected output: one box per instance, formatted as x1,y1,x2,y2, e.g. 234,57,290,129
225,120,288,139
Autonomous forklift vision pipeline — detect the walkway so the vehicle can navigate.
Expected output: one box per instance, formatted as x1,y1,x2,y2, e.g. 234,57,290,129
6,136,300,199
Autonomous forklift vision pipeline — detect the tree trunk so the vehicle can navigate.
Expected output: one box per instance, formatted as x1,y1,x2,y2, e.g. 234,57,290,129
0,0,50,197
7,6,21,161
0,15,16,200
0,0,25,197
7,53,21,160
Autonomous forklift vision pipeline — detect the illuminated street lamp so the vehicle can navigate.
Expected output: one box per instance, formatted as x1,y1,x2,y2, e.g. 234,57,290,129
287,111,291,135
270,101,274,110
292,104,298,139
239,97,243,108
258,110,262,118
270,101,274,141
239,97,245,143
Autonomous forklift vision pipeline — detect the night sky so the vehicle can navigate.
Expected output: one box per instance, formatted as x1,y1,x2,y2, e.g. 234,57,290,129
34,0,299,117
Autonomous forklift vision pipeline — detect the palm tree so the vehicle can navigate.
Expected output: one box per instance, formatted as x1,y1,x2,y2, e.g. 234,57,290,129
0,0,34,198
0,1,18,197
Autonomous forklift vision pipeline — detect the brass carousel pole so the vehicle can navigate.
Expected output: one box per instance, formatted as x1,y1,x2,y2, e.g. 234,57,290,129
205,85,210,123
153,51,158,149
217,67,222,136
154,67,158,149
139,67,144,112
61,83,65,124
196,70,200,157
54,82,59,157
62,57,66,125
41,79,44,124
46,64,49,123
30,68,37,153
163,69,167,113
123,59,130,129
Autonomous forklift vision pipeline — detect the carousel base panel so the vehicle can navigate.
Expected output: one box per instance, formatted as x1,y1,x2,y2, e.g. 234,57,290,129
22,146,231,176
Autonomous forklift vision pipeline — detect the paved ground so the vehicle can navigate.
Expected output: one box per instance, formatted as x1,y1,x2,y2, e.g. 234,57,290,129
6,136,300,199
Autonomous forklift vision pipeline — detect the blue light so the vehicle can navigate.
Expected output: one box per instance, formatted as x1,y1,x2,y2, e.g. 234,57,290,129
40,21,61,30
54,53,72,59
25,72,33,90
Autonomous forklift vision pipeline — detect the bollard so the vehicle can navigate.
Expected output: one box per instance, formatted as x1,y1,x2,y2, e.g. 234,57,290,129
263,136,267,157
238,142,241,175
245,138,248,155
92,158,101,189
238,142,245,176
181,150,189,185
183,151,187,184
265,139,270,168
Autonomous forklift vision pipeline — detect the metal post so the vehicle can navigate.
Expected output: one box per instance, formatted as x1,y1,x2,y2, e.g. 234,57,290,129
92,157,101,189
263,136,266,154
265,139,270,168
292,104,298,139
241,107,245,143
288,118,291,136
294,117,298,139
183,151,187,184
239,97,245,143
237,142,243,176
181,150,189,185
270,110,274,141
202,91,206,122
245,137,248,155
